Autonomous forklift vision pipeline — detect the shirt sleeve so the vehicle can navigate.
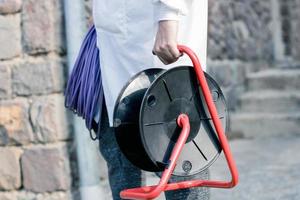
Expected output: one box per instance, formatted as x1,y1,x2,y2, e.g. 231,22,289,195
153,0,189,21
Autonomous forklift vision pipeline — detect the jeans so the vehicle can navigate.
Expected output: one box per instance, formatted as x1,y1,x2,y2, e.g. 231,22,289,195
98,104,209,200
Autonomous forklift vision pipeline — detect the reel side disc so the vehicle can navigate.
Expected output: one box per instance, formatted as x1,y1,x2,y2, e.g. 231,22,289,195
139,66,228,176
114,68,165,172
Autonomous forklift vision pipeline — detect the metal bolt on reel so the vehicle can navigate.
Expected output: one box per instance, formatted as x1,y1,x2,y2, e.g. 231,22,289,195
113,46,238,200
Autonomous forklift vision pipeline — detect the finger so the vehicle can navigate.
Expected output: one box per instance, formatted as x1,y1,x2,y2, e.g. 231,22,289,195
154,49,174,64
153,44,179,64
157,55,171,65
161,47,178,63
168,44,181,59
153,48,168,64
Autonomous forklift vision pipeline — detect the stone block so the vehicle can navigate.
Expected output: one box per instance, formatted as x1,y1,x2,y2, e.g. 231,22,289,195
22,0,65,54
0,98,34,145
207,61,234,87
207,60,256,111
208,60,251,87
230,113,300,138
247,69,300,91
0,14,21,60
16,192,36,200
0,191,71,200
29,94,71,143
0,192,16,200
36,192,72,200
21,143,71,193
239,91,300,113
291,2,300,61
0,65,11,99
12,60,65,96
0,147,22,190
0,0,22,14
222,86,244,111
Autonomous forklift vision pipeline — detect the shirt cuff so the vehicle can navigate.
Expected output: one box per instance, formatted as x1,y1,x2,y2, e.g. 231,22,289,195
156,2,180,21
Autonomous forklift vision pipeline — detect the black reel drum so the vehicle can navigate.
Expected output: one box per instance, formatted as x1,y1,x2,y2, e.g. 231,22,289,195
114,66,228,177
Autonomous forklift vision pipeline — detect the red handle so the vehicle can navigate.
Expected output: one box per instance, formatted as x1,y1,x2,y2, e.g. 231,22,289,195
177,45,239,187
120,45,239,200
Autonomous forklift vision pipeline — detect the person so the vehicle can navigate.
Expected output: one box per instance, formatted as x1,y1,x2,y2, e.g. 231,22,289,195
92,0,209,199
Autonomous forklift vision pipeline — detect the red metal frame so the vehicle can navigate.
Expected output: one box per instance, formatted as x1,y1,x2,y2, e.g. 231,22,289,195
120,45,239,200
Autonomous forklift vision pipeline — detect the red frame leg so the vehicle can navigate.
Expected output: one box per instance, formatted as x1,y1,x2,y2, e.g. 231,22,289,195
120,46,239,200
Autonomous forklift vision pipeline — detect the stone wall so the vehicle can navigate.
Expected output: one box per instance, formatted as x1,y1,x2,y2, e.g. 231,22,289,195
291,0,300,61
208,0,273,61
207,0,273,110
0,0,75,199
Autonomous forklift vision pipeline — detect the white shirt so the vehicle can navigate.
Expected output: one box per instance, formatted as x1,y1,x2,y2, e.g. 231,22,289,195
93,0,208,126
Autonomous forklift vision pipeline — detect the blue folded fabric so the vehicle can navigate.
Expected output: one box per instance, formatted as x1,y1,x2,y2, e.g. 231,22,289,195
64,25,103,137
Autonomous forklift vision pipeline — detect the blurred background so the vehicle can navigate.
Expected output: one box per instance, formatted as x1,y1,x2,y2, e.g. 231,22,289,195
0,0,299,199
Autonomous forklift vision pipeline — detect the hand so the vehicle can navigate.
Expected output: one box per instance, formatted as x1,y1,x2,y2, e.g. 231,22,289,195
153,20,182,65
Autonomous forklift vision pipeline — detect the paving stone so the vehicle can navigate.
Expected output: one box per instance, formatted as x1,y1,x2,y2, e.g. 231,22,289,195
0,147,22,190
29,94,71,143
0,0,22,14
21,143,71,193
145,137,300,200
0,14,21,60
210,137,300,200
22,0,65,54
12,60,65,96
0,98,34,145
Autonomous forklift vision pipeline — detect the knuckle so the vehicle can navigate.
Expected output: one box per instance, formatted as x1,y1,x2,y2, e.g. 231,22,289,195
160,43,169,50
165,43,173,49
161,43,168,49
169,42,177,49
155,46,162,52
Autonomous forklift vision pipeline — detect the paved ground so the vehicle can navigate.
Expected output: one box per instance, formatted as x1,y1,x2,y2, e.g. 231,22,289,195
146,137,300,200
210,137,300,200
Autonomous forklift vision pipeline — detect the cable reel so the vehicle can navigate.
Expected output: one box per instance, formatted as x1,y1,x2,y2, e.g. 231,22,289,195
113,46,238,200
114,66,228,176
